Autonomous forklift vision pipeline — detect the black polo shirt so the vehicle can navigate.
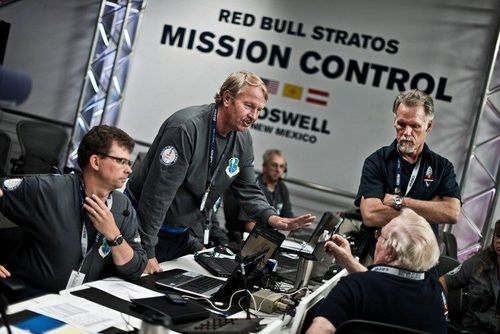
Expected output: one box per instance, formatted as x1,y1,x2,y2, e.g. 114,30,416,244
355,139,461,236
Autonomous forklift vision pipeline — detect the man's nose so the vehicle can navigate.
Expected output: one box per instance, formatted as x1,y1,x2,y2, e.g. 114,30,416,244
403,125,412,136
249,108,260,120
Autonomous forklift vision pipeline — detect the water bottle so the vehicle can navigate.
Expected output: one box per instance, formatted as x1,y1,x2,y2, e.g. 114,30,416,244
140,311,171,334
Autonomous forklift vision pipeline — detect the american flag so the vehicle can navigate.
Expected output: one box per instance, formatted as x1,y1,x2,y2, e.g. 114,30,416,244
262,78,280,95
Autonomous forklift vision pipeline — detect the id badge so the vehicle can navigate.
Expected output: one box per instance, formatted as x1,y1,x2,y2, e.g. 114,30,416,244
203,227,210,245
66,270,85,289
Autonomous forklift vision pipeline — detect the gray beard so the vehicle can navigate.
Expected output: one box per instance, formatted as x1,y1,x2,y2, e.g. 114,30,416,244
397,142,415,154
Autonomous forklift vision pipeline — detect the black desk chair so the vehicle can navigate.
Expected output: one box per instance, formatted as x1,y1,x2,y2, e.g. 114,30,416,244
437,255,460,277
0,130,11,177
442,231,458,259
336,319,430,334
10,120,68,175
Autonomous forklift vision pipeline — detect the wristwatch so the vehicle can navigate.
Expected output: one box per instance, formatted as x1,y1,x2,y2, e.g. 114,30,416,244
107,234,124,247
393,195,404,210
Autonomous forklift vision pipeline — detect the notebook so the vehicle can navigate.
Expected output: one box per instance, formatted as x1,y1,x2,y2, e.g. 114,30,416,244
280,211,342,259
195,224,286,277
155,251,265,301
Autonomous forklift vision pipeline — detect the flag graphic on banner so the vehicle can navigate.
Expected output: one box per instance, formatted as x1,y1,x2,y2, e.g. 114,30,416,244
262,78,279,95
305,88,329,106
282,83,303,100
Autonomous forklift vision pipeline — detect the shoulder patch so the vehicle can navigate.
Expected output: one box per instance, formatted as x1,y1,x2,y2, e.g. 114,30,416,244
3,178,23,191
159,146,178,166
225,157,240,178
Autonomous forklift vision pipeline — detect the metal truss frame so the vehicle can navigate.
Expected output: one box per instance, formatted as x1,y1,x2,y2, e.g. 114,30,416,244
66,0,146,169
451,27,500,259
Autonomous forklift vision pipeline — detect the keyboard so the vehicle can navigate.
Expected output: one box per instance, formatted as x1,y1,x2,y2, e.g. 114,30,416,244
195,253,238,277
181,317,262,333
182,276,225,294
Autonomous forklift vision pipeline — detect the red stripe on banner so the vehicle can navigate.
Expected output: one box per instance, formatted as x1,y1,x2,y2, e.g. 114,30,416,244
305,97,328,106
308,88,329,97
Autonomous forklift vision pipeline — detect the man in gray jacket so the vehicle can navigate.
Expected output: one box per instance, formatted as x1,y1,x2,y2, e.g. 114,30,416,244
127,71,314,273
0,125,147,301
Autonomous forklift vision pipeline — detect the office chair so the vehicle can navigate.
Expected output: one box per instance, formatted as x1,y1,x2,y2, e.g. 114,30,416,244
10,120,68,175
336,319,430,334
437,255,460,277
0,130,11,177
442,231,458,259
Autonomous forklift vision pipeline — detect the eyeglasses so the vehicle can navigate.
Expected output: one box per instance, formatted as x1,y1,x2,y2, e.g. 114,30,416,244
98,153,133,167
374,229,387,241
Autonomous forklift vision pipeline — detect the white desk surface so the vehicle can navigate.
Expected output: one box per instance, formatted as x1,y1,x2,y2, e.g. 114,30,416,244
2,253,343,334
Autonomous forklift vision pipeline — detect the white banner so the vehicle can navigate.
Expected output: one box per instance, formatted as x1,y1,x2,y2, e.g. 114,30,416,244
119,0,499,194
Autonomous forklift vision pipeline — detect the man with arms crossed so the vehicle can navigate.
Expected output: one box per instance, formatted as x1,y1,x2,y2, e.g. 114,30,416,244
355,89,461,252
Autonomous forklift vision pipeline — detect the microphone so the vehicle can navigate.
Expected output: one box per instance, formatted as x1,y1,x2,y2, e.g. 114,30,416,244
0,65,32,106
122,209,130,217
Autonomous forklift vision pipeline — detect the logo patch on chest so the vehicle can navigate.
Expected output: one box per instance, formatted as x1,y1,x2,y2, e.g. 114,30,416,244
423,166,434,187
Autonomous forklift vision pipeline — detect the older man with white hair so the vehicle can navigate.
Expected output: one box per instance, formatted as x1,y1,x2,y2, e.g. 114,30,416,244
306,208,447,333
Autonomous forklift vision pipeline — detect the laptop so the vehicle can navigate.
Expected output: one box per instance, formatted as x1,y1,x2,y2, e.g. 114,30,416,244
280,211,341,259
290,268,348,334
155,249,268,301
195,224,286,277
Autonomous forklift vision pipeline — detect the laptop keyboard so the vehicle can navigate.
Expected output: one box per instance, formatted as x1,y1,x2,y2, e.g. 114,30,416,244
205,257,238,274
181,317,261,333
182,276,223,294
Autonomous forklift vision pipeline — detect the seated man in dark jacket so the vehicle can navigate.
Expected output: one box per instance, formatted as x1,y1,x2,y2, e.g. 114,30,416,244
225,149,293,240
0,125,147,302
306,208,446,333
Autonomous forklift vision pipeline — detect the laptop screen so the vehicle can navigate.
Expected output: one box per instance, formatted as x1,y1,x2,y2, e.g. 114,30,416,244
240,224,285,269
308,211,341,245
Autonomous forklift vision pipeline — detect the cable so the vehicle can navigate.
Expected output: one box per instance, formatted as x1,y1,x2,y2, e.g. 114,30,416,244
0,293,12,334
182,289,257,313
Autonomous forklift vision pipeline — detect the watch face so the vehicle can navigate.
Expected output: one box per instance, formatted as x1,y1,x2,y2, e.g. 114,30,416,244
109,235,124,246
394,196,403,209
115,235,124,246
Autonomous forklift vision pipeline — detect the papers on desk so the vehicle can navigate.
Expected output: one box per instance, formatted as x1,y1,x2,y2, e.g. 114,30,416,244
23,294,127,333
87,278,163,302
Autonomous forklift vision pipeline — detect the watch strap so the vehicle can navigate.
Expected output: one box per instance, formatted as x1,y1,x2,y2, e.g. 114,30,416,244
107,234,123,247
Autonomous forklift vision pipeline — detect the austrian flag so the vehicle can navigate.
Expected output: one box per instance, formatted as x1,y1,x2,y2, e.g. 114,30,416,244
306,88,330,106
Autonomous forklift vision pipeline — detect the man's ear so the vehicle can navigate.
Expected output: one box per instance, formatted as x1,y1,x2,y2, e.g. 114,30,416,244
426,120,433,133
222,91,232,106
385,246,397,263
89,154,100,170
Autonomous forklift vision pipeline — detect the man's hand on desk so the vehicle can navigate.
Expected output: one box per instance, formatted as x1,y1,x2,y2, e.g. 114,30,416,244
267,214,315,231
144,258,163,274
0,264,10,278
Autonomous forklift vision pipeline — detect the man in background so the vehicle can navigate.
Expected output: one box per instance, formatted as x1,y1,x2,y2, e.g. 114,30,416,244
306,208,447,333
225,149,293,239
439,219,500,333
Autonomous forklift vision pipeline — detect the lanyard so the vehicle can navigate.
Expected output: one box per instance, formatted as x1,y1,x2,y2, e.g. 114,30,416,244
394,156,421,197
200,106,231,212
371,265,425,280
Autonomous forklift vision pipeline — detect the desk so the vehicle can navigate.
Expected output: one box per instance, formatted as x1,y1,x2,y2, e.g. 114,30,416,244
1,254,345,333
